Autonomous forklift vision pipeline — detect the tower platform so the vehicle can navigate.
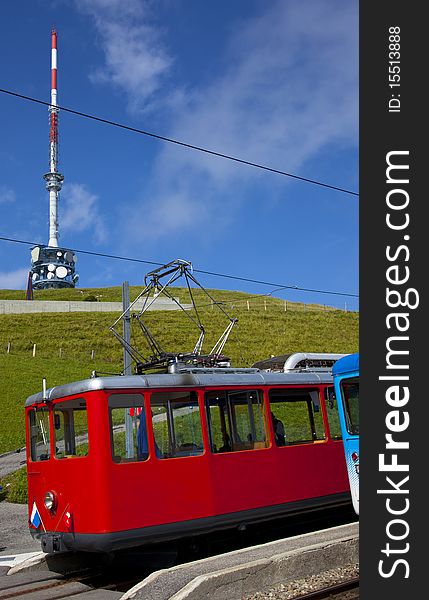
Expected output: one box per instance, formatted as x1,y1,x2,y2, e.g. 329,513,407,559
30,245,79,289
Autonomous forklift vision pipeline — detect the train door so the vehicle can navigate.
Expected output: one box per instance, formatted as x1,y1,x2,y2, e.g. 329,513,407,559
333,354,359,515
147,389,213,524
204,388,272,514
267,387,340,501
335,374,359,514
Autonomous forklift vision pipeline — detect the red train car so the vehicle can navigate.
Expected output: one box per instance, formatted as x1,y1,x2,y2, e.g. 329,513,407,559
26,363,350,554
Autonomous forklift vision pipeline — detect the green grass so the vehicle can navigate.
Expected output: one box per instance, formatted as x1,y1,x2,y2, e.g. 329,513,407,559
0,284,353,312
0,467,27,503
0,354,120,454
0,281,358,505
0,286,358,457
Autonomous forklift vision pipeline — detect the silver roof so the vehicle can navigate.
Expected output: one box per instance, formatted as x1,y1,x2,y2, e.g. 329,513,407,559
25,371,333,406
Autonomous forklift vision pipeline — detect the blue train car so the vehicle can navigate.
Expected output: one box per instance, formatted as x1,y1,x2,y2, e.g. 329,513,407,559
332,353,359,515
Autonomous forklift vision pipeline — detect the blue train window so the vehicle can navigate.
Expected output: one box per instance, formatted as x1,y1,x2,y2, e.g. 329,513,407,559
340,378,359,435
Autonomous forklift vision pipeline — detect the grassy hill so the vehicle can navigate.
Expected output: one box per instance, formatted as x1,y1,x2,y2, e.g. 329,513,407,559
0,286,359,455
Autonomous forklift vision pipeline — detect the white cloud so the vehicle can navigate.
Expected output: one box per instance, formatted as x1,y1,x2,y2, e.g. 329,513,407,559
74,0,173,112
76,0,358,244
124,0,358,241
61,183,107,243
0,186,16,204
0,268,29,289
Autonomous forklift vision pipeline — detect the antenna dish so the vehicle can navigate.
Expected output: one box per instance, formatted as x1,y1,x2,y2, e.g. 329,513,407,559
56,266,68,278
31,247,40,262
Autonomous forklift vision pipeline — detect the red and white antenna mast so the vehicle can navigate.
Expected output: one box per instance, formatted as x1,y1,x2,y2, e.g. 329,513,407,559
44,28,64,248
30,29,79,290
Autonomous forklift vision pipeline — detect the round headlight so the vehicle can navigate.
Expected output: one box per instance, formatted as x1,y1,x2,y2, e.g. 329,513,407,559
44,491,57,512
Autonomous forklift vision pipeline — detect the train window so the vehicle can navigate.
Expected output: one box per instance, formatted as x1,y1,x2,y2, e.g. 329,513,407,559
340,377,359,435
325,387,342,439
269,389,325,445
54,398,89,459
150,391,203,459
29,407,51,461
205,389,267,453
108,394,148,462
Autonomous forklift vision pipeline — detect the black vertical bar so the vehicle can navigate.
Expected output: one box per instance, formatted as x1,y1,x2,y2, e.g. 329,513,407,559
361,1,425,596
122,280,133,458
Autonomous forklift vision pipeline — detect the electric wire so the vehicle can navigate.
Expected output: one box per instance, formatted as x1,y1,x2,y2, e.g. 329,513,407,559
0,235,359,299
0,87,358,197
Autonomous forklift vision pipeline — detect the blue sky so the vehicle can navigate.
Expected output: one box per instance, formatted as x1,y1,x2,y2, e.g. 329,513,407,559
0,0,358,309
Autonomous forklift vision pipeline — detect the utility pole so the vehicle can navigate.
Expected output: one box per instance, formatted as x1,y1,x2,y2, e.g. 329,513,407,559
123,281,132,375
122,281,133,457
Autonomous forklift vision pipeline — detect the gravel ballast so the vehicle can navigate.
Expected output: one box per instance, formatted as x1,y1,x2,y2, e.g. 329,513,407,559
242,563,359,599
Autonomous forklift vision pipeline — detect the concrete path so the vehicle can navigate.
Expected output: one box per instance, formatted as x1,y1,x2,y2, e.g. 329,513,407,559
0,449,27,479
0,502,40,556
0,298,192,315
122,522,358,600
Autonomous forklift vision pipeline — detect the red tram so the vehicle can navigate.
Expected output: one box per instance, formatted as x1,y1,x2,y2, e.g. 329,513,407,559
26,357,350,554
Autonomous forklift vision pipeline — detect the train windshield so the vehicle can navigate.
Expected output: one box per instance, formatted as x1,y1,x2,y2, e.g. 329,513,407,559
340,377,359,435
28,399,90,461
29,407,51,461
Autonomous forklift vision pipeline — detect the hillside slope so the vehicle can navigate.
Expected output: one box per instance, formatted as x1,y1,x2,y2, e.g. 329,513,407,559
0,286,358,454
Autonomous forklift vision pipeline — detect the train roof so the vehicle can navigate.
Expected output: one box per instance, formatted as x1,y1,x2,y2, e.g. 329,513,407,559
25,370,334,406
332,353,359,376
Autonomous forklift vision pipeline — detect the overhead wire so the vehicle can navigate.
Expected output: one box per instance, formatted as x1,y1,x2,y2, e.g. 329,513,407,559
0,88,358,303
0,235,359,299
0,87,358,197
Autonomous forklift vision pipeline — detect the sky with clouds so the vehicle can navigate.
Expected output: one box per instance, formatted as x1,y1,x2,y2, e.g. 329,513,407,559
0,0,358,308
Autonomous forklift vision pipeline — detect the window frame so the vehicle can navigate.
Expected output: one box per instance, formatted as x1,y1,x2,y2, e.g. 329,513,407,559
53,397,90,460
29,404,52,462
323,385,343,440
108,392,149,464
267,386,328,447
205,387,268,454
340,377,360,435
149,389,205,460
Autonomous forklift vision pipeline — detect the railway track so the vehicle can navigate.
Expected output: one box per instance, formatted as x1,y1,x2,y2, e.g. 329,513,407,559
0,573,360,600
0,569,123,599
1,509,357,599
290,577,359,599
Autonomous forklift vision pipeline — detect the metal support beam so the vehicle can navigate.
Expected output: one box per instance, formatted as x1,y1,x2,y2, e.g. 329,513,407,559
123,281,133,458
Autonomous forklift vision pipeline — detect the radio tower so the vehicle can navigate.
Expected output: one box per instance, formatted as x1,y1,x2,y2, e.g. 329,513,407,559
30,29,79,290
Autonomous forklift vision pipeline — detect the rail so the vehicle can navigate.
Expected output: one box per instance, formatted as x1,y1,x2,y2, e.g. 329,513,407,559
290,576,359,599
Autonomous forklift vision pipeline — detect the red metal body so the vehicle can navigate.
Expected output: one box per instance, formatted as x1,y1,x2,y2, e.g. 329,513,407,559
26,380,349,553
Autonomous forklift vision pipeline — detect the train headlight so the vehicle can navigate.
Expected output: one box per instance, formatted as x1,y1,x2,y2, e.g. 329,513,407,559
44,491,57,512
